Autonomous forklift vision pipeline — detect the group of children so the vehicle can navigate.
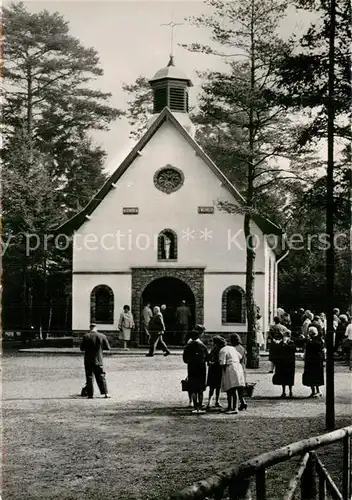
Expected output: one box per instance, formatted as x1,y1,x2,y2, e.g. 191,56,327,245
182,326,248,414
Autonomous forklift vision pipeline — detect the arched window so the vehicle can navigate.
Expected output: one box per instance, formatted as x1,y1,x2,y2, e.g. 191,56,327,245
222,286,246,324
157,229,177,260
90,285,114,324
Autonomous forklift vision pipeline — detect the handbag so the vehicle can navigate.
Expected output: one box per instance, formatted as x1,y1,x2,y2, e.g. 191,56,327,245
181,378,189,392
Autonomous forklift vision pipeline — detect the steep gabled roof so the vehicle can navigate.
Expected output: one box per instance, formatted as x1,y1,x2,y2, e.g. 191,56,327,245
57,107,283,239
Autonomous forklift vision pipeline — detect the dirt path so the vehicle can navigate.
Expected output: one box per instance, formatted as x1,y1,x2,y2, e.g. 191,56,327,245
2,353,351,499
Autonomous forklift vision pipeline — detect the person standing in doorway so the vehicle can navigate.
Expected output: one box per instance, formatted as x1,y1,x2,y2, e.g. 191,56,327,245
145,306,171,357
118,305,134,351
142,303,153,344
80,324,111,399
176,300,191,344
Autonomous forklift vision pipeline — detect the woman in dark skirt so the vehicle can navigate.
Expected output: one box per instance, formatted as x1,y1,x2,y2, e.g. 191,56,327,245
302,326,324,398
272,334,296,398
206,336,226,409
183,326,208,414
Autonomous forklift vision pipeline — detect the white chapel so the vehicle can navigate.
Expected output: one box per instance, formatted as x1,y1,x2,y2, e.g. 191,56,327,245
60,56,286,345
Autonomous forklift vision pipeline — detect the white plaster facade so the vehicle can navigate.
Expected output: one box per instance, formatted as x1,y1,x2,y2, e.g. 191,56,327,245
65,113,281,340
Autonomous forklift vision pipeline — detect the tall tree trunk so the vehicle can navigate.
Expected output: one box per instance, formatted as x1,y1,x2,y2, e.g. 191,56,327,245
47,298,52,338
65,294,70,332
325,0,336,431
21,237,28,332
26,61,33,164
245,0,259,369
40,251,48,339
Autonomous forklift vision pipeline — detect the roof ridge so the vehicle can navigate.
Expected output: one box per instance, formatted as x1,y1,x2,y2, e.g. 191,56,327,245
57,107,283,241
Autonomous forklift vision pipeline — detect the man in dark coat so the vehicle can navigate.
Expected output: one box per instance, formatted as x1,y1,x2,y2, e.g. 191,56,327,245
268,317,291,373
80,323,111,399
176,300,192,344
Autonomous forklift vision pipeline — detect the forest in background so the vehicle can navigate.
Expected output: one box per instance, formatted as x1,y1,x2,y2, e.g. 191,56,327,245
2,0,350,337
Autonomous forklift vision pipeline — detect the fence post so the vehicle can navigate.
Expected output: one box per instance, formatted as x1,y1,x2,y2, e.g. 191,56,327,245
301,452,317,500
342,433,351,500
318,474,326,500
229,477,252,500
256,468,266,500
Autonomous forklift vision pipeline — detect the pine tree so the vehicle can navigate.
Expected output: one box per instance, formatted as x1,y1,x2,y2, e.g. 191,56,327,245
183,0,302,367
2,3,121,333
276,0,351,143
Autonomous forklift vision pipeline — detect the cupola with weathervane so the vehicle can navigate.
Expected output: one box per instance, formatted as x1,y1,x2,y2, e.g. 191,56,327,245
148,55,195,136
149,55,192,113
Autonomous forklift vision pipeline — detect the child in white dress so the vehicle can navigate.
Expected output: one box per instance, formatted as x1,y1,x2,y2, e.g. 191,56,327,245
219,335,245,414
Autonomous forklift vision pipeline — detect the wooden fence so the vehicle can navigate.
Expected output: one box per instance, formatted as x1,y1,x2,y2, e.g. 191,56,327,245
169,426,352,500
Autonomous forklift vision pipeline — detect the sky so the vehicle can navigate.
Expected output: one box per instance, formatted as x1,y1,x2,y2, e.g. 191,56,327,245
22,1,314,174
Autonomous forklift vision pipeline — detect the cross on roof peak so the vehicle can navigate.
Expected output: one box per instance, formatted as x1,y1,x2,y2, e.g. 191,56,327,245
160,20,184,58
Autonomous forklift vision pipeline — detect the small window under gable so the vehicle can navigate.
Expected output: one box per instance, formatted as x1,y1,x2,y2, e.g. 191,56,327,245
90,285,114,324
222,286,246,324
157,229,177,260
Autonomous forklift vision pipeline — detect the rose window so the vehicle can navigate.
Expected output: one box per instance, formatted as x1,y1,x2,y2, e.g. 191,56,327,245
154,165,184,194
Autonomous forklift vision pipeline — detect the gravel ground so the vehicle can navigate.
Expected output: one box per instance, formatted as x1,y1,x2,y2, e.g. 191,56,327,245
1,353,351,500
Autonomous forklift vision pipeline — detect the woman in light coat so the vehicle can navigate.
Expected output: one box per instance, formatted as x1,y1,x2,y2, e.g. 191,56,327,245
118,305,135,351
232,334,248,411
219,334,245,414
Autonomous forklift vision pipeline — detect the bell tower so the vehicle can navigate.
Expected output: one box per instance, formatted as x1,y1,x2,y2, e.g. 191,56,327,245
148,56,195,136
149,55,192,113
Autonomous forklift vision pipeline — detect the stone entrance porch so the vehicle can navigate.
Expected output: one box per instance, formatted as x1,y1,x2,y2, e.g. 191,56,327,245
131,267,204,345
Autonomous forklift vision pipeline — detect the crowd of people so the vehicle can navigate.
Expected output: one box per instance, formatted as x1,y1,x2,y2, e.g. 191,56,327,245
79,303,352,403
267,306,352,399
183,327,248,414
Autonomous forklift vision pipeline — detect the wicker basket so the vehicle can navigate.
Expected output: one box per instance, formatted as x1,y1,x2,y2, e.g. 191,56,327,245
243,382,256,398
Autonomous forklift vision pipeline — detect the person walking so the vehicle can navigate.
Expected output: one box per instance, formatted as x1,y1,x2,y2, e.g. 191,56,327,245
219,334,246,414
206,335,226,409
183,326,208,414
118,305,135,351
142,303,153,344
272,333,296,398
145,306,170,357
302,326,325,398
80,324,111,399
176,300,192,344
